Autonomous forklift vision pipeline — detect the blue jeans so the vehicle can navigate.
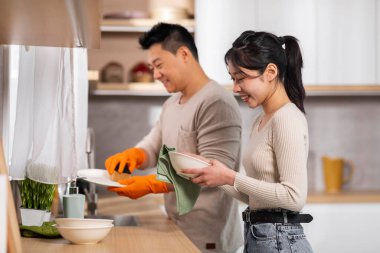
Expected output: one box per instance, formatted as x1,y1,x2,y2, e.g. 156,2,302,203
243,222,313,253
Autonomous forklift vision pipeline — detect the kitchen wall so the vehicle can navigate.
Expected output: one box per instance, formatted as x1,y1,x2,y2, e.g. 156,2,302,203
88,94,380,192
88,0,380,192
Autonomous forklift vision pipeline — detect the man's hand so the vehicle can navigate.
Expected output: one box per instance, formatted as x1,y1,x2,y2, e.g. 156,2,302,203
105,148,146,175
108,174,169,199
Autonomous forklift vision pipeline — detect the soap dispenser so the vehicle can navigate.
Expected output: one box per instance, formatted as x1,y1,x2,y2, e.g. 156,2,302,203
62,181,85,218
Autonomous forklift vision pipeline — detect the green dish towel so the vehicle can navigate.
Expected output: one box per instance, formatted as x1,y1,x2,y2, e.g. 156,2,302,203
156,145,201,215
20,221,61,238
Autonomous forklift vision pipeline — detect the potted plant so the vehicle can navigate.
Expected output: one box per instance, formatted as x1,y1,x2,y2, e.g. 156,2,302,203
18,177,55,226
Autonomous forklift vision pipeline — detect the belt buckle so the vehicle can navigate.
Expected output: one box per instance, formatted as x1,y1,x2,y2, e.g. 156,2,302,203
244,211,251,223
282,210,288,223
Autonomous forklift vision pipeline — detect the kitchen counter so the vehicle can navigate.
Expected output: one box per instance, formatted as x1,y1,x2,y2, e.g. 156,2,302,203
21,190,380,252
21,194,201,253
307,190,380,203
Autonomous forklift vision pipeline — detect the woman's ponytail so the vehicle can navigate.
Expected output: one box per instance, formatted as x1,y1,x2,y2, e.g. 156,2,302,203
283,36,305,113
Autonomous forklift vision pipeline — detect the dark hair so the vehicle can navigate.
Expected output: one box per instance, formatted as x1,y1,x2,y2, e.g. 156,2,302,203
139,22,198,61
225,31,305,113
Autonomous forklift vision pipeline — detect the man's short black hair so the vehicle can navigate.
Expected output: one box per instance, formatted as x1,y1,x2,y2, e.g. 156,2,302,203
139,23,198,61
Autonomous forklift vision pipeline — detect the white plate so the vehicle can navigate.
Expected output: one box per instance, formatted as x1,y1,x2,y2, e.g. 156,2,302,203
77,169,124,187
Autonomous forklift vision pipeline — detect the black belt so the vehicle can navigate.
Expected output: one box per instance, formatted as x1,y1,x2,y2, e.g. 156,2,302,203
242,209,313,224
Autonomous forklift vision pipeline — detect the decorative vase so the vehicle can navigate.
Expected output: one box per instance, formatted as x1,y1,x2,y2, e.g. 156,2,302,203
20,208,51,226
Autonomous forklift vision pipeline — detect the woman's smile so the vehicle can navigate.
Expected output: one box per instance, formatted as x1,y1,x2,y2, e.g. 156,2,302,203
240,94,250,103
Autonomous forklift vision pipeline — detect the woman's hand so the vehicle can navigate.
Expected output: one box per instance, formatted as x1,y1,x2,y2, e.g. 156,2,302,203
181,159,236,187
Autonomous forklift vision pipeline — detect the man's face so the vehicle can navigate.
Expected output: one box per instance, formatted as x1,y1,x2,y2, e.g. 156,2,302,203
147,44,184,93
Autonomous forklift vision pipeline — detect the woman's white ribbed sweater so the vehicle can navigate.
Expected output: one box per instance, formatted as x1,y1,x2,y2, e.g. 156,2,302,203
224,103,309,212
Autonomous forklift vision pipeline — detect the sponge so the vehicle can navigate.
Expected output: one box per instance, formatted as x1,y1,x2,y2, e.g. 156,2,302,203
111,171,131,182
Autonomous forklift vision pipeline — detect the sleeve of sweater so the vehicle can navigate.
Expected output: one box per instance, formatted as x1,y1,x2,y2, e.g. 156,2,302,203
219,185,249,204
234,109,309,211
196,98,242,171
135,120,163,169
135,102,166,169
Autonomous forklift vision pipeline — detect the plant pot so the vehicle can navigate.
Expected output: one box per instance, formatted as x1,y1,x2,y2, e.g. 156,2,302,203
20,208,51,226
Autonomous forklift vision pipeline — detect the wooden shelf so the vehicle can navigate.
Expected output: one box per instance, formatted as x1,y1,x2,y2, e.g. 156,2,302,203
305,85,380,96
88,73,380,96
89,83,380,97
90,82,169,96
226,84,380,97
101,18,195,33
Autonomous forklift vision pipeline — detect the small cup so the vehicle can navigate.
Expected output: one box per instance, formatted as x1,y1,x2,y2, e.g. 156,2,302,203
63,194,85,218
322,156,355,193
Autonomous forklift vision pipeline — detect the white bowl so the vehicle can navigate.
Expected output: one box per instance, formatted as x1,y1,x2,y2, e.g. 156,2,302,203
55,218,113,228
56,225,113,244
168,151,210,179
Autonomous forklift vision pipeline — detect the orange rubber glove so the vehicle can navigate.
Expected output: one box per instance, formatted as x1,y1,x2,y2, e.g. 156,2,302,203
108,174,169,199
105,147,146,175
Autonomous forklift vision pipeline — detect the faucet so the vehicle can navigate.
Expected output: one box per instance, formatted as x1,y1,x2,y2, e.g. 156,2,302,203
85,127,97,216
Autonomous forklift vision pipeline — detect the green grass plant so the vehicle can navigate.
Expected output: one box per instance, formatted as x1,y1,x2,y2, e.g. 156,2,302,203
18,178,55,211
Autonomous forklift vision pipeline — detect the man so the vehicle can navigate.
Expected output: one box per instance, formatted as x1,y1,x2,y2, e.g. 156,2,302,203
106,23,242,253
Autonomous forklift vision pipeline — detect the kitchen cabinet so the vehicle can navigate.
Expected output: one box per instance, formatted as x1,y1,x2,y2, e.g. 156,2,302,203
254,0,317,84
90,0,380,95
316,0,377,85
195,0,379,86
195,0,256,85
255,0,379,85
303,202,380,253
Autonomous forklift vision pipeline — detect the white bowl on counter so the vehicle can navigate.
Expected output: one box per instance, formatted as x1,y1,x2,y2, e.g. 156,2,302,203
168,151,210,179
55,218,113,228
56,224,114,244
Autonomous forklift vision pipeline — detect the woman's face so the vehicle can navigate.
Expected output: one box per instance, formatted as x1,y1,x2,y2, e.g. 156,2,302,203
227,63,270,109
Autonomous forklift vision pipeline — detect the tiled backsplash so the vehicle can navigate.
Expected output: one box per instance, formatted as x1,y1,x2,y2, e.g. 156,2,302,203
305,96,380,191
89,95,380,191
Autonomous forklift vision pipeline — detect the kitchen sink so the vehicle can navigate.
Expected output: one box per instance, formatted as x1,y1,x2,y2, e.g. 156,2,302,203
85,214,139,226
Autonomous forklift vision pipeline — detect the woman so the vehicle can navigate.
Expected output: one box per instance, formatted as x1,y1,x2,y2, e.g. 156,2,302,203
182,31,313,253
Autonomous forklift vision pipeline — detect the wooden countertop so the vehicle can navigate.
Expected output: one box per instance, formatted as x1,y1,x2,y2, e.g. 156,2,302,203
307,191,380,203
21,194,201,253
20,190,380,252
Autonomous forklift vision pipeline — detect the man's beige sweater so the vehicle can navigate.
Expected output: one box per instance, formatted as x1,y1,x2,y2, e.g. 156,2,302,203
136,81,243,253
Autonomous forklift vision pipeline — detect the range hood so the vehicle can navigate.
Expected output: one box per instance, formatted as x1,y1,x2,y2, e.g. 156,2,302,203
0,0,100,48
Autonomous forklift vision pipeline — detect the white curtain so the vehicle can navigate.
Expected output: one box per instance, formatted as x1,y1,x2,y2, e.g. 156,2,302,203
9,46,88,184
